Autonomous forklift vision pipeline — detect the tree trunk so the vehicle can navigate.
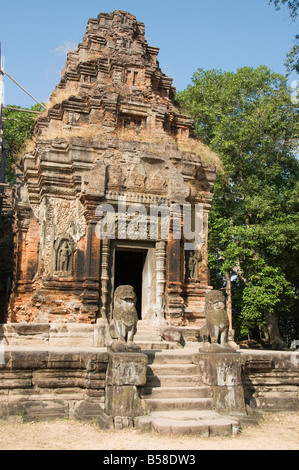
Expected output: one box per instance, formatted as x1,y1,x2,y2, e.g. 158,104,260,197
225,273,233,330
264,313,287,349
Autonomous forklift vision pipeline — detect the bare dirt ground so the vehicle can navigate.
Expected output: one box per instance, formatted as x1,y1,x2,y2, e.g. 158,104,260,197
0,411,298,451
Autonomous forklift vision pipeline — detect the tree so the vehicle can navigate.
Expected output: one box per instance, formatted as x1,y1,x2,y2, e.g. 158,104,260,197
269,0,298,19
2,104,43,183
268,0,299,74
177,66,299,347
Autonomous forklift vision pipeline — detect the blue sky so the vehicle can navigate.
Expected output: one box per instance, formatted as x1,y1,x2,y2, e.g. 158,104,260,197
1,0,298,108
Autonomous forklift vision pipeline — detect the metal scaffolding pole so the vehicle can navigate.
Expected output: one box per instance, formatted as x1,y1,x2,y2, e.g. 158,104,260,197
0,42,45,216
2,69,45,110
0,43,5,215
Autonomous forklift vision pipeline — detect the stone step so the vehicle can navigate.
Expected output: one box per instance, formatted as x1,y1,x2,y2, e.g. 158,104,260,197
144,350,197,365
141,385,211,399
135,410,240,436
142,397,213,412
145,374,201,387
135,327,160,333
135,334,162,341
137,345,234,436
136,341,177,350
135,325,160,334
147,363,199,376
136,320,160,328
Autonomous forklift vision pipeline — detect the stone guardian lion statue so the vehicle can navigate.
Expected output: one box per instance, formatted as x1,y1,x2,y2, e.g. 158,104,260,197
111,285,141,352
201,290,233,351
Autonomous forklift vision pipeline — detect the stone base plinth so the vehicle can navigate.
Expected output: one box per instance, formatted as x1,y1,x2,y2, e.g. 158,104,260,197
105,352,148,424
198,352,247,415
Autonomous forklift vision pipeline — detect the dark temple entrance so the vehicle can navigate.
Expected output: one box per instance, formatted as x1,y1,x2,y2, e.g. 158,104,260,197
114,249,145,319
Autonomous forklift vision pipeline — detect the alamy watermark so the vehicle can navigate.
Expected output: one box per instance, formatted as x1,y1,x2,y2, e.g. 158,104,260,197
0,342,5,365
95,196,203,251
291,80,299,105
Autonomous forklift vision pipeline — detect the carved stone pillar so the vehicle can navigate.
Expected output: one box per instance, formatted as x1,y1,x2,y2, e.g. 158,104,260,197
155,240,166,324
99,238,110,321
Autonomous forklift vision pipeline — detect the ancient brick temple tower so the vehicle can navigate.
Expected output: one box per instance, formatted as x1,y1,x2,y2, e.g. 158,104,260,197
8,10,217,328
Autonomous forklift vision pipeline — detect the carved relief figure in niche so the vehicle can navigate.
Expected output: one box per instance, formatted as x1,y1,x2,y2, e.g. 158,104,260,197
107,164,126,190
54,235,75,277
58,241,71,272
147,169,167,192
67,112,80,125
186,250,202,282
126,164,147,190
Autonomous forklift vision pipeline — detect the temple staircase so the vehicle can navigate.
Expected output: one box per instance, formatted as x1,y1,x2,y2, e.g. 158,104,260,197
134,320,178,350
135,348,241,436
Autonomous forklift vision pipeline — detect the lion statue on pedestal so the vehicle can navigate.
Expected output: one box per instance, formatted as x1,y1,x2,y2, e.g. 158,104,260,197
200,290,233,352
111,285,141,353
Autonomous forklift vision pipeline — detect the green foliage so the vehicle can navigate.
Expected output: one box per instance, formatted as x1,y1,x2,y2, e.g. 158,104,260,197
2,104,42,183
268,0,299,19
177,66,299,343
268,0,299,74
285,34,299,75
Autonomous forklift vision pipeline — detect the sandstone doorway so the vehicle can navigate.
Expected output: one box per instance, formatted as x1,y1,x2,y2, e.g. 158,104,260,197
114,249,145,319
111,242,157,323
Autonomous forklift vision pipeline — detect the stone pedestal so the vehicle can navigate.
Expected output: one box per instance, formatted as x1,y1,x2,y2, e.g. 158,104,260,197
198,352,246,415
105,352,148,428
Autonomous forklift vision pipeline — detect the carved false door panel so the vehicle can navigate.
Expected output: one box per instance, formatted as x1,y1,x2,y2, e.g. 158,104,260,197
165,207,185,326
